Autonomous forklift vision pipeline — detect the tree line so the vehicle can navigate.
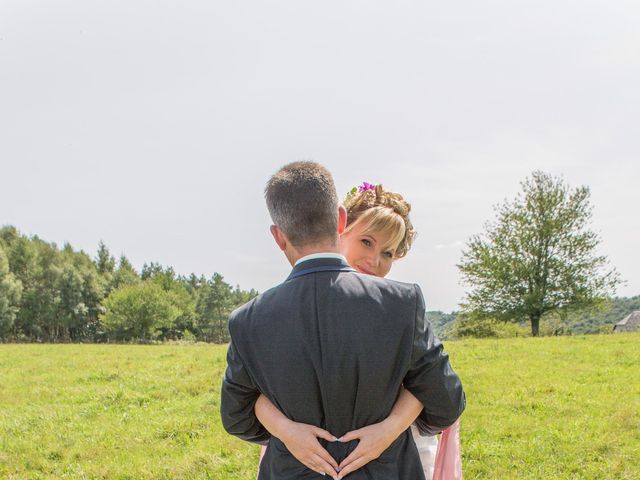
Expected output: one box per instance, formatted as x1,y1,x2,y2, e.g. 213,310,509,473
0,226,257,343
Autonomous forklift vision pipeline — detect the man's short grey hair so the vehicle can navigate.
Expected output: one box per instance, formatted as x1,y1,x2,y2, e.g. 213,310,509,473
265,161,339,247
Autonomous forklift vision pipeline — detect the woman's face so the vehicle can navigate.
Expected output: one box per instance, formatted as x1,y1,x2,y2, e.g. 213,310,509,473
339,220,397,278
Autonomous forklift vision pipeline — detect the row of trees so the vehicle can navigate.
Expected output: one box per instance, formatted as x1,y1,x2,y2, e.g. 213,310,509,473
0,226,256,343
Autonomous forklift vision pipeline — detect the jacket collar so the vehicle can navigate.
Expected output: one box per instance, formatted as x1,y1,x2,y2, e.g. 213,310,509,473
294,252,347,266
286,255,354,282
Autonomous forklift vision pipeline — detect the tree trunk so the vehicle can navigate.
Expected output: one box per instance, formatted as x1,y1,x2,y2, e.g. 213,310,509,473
530,313,540,336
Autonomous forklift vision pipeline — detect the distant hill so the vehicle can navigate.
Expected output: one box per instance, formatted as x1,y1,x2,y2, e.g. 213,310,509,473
428,294,640,338
427,310,457,338
567,295,640,334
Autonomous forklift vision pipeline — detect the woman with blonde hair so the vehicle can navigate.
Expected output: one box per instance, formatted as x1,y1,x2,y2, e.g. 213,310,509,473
254,182,462,480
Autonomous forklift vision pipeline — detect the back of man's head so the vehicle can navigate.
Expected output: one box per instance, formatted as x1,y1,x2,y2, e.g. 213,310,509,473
265,161,339,248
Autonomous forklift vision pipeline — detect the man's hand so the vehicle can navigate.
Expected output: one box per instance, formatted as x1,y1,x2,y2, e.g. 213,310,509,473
280,421,340,479
336,420,399,479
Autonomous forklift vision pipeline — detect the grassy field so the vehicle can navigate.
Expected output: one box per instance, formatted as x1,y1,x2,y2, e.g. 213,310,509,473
1,334,638,479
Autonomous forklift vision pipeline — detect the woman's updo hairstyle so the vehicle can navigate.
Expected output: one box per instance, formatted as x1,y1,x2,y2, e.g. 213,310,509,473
343,184,416,259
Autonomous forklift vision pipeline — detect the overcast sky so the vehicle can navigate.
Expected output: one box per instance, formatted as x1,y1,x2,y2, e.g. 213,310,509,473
2,1,639,311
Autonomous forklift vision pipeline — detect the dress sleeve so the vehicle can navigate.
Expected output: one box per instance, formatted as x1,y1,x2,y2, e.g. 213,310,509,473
403,284,466,435
220,336,271,445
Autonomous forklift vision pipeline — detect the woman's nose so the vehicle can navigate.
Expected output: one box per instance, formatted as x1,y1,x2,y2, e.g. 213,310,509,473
368,251,380,267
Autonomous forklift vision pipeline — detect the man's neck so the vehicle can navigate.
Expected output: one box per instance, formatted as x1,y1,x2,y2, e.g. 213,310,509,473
286,243,341,267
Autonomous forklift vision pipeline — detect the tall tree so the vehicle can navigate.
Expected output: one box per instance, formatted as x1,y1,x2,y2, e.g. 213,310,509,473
141,262,164,280
458,171,621,336
111,255,140,291
58,244,104,341
12,237,59,341
95,241,116,297
95,241,116,275
196,273,234,342
0,246,22,338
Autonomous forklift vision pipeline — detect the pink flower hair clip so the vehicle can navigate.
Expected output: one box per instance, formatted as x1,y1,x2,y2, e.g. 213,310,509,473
357,182,376,193
345,181,377,203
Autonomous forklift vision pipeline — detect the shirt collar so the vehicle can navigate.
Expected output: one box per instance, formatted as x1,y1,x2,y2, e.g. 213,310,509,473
294,252,348,266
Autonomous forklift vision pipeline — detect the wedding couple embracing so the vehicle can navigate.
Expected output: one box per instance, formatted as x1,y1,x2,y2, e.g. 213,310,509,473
221,161,465,480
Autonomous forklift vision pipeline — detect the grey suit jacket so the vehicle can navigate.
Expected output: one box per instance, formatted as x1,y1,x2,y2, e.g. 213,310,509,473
221,256,465,479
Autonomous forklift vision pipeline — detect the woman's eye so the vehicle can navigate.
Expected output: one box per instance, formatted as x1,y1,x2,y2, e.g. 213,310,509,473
384,251,394,258
361,239,372,247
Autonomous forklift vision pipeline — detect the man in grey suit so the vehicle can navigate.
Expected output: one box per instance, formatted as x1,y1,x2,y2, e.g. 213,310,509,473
221,161,465,479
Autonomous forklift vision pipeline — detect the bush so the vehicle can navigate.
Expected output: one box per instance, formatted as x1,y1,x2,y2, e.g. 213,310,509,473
100,282,181,341
451,314,528,339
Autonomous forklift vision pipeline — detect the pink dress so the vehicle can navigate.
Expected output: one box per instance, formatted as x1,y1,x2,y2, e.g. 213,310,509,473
432,419,463,480
410,418,463,480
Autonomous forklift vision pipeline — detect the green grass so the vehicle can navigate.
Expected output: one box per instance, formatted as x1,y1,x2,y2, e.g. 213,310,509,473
1,334,638,479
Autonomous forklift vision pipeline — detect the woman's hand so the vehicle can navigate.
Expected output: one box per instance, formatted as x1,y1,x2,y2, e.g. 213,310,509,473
335,419,399,479
254,394,339,478
279,420,340,479
336,387,424,479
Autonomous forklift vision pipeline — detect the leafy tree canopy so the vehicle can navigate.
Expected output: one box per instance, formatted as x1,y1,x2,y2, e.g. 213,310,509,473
458,171,621,336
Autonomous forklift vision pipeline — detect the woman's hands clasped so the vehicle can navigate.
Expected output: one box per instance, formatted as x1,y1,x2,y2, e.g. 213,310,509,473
278,419,400,480
278,421,340,479
335,420,399,479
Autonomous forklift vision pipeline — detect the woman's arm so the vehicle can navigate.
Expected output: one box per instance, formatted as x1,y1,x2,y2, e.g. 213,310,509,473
335,386,424,479
254,394,340,479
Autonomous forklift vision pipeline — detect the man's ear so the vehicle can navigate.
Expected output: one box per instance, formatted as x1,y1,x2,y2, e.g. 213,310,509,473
270,225,288,251
337,206,347,235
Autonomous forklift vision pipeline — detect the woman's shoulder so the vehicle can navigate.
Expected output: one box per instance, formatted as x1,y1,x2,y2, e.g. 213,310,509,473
340,271,420,299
